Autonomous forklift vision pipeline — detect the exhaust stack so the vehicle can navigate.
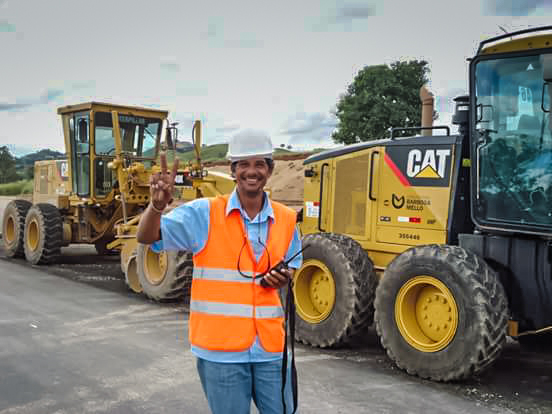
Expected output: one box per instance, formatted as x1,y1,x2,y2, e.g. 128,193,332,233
420,85,434,136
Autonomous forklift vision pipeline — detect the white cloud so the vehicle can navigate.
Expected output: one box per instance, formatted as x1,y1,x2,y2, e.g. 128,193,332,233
0,0,550,156
280,111,338,148
310,0,384,31
482,0,551,16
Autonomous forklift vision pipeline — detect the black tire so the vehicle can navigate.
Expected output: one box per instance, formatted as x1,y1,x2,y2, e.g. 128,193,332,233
294,233,377,348
23,203,63,265
2,199,32,258
136,243,193,302
374,244,508,381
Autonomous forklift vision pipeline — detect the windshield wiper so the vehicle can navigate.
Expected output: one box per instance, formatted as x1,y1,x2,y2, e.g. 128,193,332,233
144,127,156,140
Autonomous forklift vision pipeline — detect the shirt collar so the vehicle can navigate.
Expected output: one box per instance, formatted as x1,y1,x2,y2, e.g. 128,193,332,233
226,188,275,222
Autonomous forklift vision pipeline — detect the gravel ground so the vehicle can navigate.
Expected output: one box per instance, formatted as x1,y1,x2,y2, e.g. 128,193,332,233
1,241,552,413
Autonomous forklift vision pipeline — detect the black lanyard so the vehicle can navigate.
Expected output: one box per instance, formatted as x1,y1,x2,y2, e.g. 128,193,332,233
236,236,271,280
278,245,309,414
235,207,304,413
282,277,298,414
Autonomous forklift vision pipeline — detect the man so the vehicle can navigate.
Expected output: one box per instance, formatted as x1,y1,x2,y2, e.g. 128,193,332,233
137,129,302,414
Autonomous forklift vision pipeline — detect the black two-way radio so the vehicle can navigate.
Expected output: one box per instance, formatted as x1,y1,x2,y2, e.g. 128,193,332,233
259,244,309,288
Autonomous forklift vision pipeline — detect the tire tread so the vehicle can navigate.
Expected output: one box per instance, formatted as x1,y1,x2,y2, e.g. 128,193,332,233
296,232,377,348
138,244,193,302
24,203,62,265
3,199,32,257
374,244,508,381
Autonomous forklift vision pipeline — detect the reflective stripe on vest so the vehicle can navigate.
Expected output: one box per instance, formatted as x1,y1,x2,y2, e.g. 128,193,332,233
189,194,296,353
190,300,285,319
193,266,262,284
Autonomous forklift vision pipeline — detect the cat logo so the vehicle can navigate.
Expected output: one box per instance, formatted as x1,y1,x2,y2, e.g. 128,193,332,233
406,149,451,179
384,143,453,187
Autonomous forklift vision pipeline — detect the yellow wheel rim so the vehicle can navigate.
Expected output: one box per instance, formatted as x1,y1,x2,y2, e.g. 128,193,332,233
144,248,167,285
395,275,458,352
126,258,142,293
5,216,15,244
27,218,39,252
294,259,336,324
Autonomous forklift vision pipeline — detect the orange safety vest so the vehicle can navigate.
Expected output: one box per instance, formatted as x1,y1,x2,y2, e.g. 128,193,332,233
189,194,297,353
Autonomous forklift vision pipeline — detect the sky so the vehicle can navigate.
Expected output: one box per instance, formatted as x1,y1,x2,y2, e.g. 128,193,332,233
1,0,552,156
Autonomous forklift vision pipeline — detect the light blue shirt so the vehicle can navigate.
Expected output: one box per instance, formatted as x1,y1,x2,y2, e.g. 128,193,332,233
152,188,302,362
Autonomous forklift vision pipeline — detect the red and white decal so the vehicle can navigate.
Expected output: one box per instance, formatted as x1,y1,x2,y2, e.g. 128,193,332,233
305,201,320,218
397,216,421,223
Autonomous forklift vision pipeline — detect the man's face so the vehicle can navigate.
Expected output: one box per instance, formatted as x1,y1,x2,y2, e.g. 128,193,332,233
234,157,272,196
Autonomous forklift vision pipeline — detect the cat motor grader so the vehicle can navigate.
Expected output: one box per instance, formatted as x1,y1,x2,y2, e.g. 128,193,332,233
1,102,234,301
294,26,552,381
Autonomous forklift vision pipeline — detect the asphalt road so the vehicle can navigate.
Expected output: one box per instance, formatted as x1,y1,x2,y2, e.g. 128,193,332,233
1,245,552,413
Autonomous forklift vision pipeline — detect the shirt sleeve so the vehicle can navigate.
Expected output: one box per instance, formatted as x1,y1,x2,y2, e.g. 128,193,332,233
284,226,303,269
151,198,210,254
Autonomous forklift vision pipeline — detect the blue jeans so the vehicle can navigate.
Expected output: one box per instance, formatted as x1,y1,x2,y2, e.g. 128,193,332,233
196,358,296,414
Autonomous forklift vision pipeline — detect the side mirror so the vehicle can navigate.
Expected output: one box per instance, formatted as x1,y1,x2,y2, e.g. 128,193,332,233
168,122,179,151
160,120,178,152
166,127,174,150
161,121,179,166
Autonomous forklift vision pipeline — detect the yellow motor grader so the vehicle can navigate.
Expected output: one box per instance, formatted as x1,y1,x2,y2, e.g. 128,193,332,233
294,26,552,381
1,102,234,301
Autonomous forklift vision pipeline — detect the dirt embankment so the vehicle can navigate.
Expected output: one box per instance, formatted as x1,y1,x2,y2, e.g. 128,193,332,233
208,158,306,208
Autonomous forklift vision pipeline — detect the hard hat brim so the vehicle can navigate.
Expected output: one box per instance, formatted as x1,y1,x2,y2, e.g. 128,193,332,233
227,152,273,162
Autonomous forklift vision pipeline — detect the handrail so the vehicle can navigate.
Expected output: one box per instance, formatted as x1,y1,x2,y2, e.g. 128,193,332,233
318,163,329,232
369,151,379,201
390,126,450,140
476,25,552,55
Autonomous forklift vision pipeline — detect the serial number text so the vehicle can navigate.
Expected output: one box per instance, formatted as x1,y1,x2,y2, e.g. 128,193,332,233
398,233,420,240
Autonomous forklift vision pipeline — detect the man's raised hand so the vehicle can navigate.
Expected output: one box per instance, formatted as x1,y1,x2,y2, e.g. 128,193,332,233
150,152,179,211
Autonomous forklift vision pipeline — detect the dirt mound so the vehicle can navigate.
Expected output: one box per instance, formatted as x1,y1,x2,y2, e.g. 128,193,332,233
207,159,306,209
267,160,304,206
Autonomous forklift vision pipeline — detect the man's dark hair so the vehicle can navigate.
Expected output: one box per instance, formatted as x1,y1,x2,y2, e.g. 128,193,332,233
231,158,274,175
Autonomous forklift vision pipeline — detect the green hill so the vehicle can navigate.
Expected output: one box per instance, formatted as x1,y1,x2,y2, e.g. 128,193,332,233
177,143,229,163
16,149,66,168
273,148,295,156
15,145,319,168
176,144,315,164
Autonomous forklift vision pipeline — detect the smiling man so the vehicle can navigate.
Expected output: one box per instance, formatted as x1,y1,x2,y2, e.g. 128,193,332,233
137,129,302,414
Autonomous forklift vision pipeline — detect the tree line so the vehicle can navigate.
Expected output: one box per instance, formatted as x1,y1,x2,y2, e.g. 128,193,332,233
0,146,65,184
0,146,20,184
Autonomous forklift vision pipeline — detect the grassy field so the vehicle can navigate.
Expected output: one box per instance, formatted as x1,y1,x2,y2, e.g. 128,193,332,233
177,143,229,163
0,180,33,196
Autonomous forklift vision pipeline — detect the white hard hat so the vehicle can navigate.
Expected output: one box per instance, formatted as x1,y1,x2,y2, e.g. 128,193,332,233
226,128,273,162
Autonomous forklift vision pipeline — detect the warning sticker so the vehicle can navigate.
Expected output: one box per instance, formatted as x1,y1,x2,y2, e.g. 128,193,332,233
305,201,320,218
60,161,69,177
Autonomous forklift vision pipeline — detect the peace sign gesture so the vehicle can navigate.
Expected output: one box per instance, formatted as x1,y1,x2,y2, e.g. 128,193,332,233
149,152,179,211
